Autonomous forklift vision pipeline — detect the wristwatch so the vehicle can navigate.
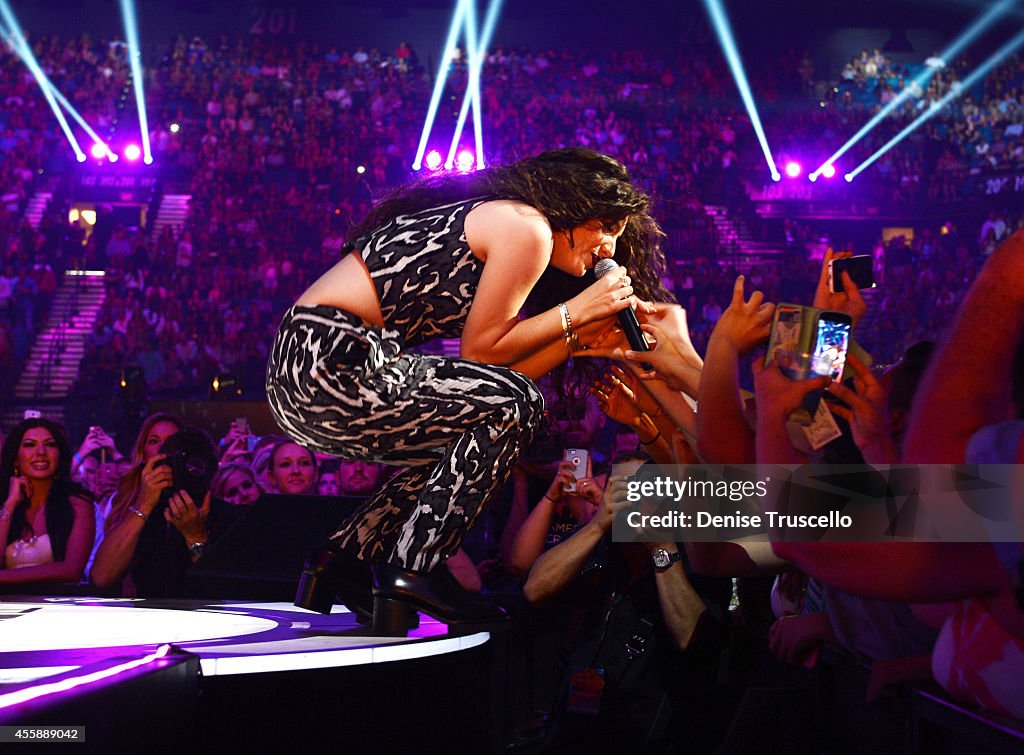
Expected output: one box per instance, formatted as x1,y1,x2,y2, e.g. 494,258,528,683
652,548,681,571
188,541,207,559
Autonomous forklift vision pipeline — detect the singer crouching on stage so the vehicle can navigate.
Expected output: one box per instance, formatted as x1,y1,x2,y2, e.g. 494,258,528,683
266,147,671,633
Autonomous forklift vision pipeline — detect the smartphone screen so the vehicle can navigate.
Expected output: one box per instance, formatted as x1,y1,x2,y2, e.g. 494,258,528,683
809,314,852,382
829,255,875,293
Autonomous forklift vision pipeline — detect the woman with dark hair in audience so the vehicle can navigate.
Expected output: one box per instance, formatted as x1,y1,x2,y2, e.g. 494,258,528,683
0,418,94,587
270,147,671,631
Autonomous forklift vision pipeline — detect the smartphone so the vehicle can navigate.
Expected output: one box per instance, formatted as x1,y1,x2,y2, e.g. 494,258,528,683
765,304,804,366
828,255,875,293
24,409,41,420
563,448,589,493
235,417,249,435
809,311,852,382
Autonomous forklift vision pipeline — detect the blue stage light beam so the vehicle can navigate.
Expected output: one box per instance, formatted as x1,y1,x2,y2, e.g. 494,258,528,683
0,4,86,161
413,0,470,170
811,0,1017,180
445,0,502,170
445,0,477,170
846,25,1024,182
702,0,780,180
468,1,503,167
0,25,114,159
119,0,152,164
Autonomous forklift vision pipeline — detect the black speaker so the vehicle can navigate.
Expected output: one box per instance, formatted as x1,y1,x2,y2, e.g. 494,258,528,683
184,494,364,600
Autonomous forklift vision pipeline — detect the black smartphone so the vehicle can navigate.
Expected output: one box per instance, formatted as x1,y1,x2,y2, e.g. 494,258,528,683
829,255,875,293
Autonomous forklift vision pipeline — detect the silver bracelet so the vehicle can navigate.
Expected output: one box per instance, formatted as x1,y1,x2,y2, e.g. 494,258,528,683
127,506,148,522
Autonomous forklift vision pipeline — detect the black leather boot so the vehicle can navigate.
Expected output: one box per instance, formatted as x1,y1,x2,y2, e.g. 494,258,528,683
373,561,508,633
294,541,374,623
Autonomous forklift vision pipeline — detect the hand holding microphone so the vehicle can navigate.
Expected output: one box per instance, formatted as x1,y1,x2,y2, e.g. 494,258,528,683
592,258,652,370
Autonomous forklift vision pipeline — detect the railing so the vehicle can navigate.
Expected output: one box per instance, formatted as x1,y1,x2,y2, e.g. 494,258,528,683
30,270,81,400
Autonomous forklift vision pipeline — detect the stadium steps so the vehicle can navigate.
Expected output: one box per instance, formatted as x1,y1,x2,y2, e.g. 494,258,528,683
13,271,107,402
150,193,192,242
25,191,52,229
704,205,790,271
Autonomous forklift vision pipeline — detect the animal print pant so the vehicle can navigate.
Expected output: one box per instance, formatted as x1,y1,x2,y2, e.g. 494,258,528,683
266,305,544,572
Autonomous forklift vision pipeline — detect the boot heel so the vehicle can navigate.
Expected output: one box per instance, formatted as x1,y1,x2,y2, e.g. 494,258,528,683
293,543,375,623
372,597,418,636
295,568,332,614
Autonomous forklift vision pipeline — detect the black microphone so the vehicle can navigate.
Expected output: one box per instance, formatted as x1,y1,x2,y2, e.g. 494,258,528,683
593,258,652,371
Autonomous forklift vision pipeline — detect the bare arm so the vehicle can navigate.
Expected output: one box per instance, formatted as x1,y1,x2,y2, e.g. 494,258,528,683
903,230,1024,463
500,467,530,572
447,548,482,592
697,277,774,463
648,542,708,650
508,495,556,577
523,517,606,604
0,478,24,566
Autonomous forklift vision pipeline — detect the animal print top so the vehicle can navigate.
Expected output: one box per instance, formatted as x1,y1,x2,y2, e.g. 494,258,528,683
353,198,487,346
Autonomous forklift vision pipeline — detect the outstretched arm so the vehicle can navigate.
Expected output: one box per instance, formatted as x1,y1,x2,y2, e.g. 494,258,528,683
903,230,1024,463
698,276,774,463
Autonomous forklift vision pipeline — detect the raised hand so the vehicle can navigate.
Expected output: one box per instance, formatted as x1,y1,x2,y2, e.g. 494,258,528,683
607,364,662,417
591,372,645,426
826,352,898,462
164,489,211,542
752,359,831,421
710,275,775,355
4,475,31,510
813,249,867,329
639,302,703,369
138,454,175,514
589,474,632,534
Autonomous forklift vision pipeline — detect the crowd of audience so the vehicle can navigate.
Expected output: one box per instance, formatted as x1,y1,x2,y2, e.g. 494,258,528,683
0,27,1022,750
3,233,1022,746
0,34,1020,391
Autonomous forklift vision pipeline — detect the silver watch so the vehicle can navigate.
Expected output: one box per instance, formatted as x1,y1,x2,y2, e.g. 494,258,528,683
652,548,681,570
188,541,207,559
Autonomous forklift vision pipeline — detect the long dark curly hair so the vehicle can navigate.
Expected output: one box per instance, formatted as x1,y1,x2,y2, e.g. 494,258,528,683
346,147,673,308
0,418,89,561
